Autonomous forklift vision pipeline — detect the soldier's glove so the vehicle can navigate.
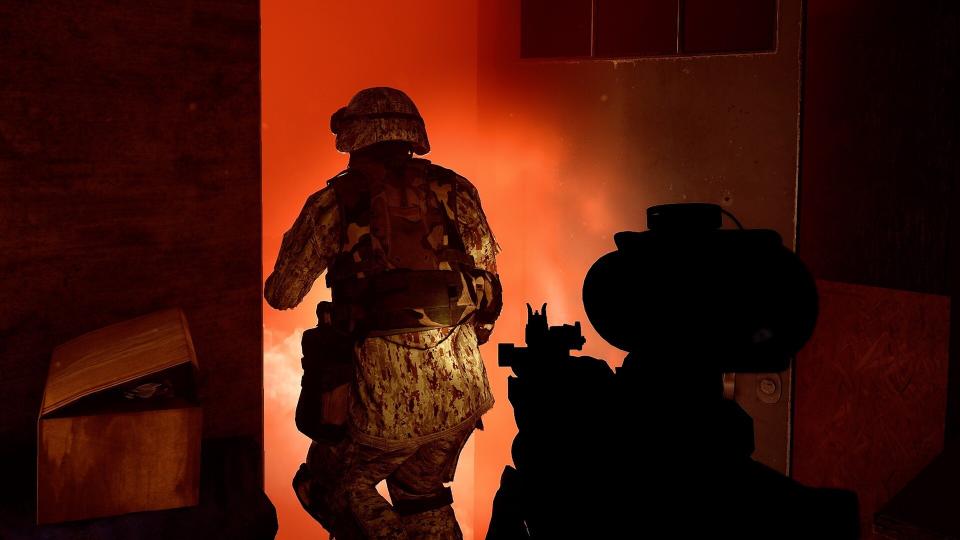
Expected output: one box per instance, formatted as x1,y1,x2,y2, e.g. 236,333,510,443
475,322,494,345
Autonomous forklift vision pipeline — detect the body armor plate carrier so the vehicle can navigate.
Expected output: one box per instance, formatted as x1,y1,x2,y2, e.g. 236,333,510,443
325,159,493,337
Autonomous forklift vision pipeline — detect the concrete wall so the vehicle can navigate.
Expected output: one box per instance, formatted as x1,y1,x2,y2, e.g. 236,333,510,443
0,0,263,495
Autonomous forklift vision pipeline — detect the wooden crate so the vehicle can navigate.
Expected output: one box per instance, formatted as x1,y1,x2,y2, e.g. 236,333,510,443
37,308,202,524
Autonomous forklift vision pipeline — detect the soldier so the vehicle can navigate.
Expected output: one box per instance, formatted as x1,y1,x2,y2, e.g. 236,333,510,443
264,87,502,539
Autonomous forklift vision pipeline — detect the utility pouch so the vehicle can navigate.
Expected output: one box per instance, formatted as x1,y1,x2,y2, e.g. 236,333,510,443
295,302,355,443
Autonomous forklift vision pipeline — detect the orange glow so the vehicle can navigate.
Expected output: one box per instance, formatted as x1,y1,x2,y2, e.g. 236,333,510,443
262,3,628,538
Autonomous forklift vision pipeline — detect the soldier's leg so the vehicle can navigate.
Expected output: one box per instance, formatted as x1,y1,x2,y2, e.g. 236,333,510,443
338,442,419,540
386,423,475,539
294,438,366,538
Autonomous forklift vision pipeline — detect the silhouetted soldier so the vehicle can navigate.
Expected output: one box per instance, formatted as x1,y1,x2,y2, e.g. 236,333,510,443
489,204,858,539
265,87,502,539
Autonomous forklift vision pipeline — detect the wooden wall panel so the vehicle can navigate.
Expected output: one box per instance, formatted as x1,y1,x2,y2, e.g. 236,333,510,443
594,0,678,57
682,0,778,54
798,0,960,443
793,280,949,538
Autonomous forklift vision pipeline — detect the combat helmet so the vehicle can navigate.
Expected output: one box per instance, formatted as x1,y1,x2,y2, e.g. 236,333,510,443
330,87,430,155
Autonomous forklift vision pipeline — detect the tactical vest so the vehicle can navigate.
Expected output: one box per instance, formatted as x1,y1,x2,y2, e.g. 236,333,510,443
325,158,480,336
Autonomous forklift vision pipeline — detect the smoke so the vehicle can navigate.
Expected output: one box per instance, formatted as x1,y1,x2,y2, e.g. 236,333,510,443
264,327,306,414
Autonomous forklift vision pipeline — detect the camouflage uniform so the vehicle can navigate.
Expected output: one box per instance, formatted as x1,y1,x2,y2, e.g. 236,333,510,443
265,88,499,539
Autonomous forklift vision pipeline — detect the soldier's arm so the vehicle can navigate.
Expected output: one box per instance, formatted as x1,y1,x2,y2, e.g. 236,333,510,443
264,187,340,310
454,175,500,274
454,175,502,342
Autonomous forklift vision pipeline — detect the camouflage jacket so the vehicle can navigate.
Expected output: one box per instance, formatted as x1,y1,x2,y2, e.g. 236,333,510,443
265,158,499,449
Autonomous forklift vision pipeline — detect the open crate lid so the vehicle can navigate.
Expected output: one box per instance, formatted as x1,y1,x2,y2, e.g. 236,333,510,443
41,308,198,417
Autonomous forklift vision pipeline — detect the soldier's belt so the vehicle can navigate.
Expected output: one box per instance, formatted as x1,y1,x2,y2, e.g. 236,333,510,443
331,269,469,335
